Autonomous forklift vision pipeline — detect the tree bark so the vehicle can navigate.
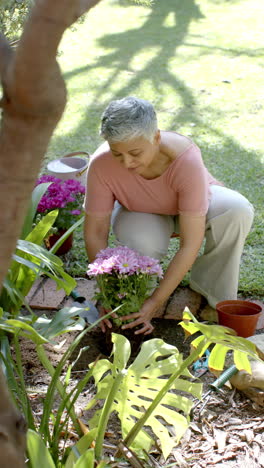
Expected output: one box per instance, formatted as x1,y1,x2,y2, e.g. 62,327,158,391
0,0,102,465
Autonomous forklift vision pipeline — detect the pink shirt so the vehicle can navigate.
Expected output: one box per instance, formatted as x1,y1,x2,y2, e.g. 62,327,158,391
84,141,221,217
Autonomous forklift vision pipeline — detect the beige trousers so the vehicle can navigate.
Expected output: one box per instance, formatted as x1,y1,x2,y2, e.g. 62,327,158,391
112,185,254,308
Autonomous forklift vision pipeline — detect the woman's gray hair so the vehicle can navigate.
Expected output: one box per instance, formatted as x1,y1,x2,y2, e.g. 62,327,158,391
100,96,158,143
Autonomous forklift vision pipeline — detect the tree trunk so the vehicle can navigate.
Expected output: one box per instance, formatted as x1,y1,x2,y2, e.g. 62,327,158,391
0,0,102,465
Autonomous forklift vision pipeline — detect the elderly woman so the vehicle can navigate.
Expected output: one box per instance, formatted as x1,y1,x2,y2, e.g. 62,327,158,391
84,96,254,335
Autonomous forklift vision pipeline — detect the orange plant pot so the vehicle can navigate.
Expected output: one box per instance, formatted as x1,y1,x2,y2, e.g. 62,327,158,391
216,300,262,338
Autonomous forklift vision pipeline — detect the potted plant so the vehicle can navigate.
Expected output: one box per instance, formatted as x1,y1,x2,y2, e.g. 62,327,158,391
34,175,85,255
87,246,163,352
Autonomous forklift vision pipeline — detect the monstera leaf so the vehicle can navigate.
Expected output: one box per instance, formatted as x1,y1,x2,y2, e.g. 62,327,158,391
180,308,260,373
87,333,202,460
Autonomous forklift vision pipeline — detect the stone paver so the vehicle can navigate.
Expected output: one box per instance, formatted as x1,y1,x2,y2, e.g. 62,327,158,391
164,287,202,320
26,278,66,309
63,278,97,307
26,276,264,332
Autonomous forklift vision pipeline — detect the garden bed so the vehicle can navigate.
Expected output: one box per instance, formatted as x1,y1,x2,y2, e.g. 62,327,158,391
18,311,264,468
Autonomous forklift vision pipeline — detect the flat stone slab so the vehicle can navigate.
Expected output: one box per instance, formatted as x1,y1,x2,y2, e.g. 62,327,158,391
164,287,202,320
26,277,97,310
63,278,97,308
26,278,66,309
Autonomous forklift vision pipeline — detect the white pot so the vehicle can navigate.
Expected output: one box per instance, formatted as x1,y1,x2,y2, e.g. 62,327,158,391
47,151,90,186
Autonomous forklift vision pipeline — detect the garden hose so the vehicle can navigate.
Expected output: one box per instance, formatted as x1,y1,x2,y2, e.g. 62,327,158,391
209,364,238,392
192,364,238,415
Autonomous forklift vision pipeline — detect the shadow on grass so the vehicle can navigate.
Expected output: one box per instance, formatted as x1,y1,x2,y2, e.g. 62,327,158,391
49,0,263,294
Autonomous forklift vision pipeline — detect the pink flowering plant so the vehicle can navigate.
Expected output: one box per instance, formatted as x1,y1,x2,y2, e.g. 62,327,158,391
87,246,163,326
34,175,85,231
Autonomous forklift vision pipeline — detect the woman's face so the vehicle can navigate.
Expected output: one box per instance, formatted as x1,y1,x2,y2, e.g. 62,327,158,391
109,131,160,175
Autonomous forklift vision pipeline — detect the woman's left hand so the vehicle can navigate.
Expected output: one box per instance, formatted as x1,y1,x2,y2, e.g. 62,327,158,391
120,297,158,335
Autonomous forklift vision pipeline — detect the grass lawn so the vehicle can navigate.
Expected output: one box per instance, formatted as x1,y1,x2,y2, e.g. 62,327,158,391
43,0,263,298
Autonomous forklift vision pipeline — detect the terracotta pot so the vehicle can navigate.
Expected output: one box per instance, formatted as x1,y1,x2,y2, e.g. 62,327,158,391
216,300,262,338
45,230,73,256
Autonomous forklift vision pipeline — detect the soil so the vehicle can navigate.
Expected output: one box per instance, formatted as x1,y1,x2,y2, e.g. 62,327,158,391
16,313,264,468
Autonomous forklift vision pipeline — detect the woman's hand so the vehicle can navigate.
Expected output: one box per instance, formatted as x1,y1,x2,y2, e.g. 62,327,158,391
120,297,158,335
97,302,117,333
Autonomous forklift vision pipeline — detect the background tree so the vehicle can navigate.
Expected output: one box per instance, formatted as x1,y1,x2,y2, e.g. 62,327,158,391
0,0,31,40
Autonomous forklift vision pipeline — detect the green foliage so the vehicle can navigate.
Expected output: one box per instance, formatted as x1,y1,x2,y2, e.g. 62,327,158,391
0,306,86,431
0,307,106,464
21,182,52,240
27,429,56,468
27,429,110,468
0,236,76,315
0,0,152,42
1,308,261,465
0,0,32,39
86,313,260,461
87,333,202,460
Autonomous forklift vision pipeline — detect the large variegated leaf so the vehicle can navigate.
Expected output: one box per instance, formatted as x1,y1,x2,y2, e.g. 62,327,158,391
87,333,202,460
180,308,260,373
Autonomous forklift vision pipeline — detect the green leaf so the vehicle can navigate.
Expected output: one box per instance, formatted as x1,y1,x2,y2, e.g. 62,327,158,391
27,429,56,468
26,209,58,245
49,216,84,255
234,349,252,373
20,183,53,240
112,332,131,370
208,344,230,372
1,238,76,314
0,318,48,344
65,430,97,468
17,239,62,267
96,462,111,468
33,306,86,341
74,448,95,467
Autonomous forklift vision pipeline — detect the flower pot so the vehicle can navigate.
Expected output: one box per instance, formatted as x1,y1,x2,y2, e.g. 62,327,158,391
216,300,262,338
45,230,73,256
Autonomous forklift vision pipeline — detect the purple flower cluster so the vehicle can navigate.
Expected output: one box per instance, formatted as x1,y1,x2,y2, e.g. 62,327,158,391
87,246,163,278
35,175,85,229
36,175,85,213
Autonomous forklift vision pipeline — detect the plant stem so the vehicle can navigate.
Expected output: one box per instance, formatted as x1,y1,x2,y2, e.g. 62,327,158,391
36,344,79,431
123,339,206,449
95,369,127,460
14,334,36,429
